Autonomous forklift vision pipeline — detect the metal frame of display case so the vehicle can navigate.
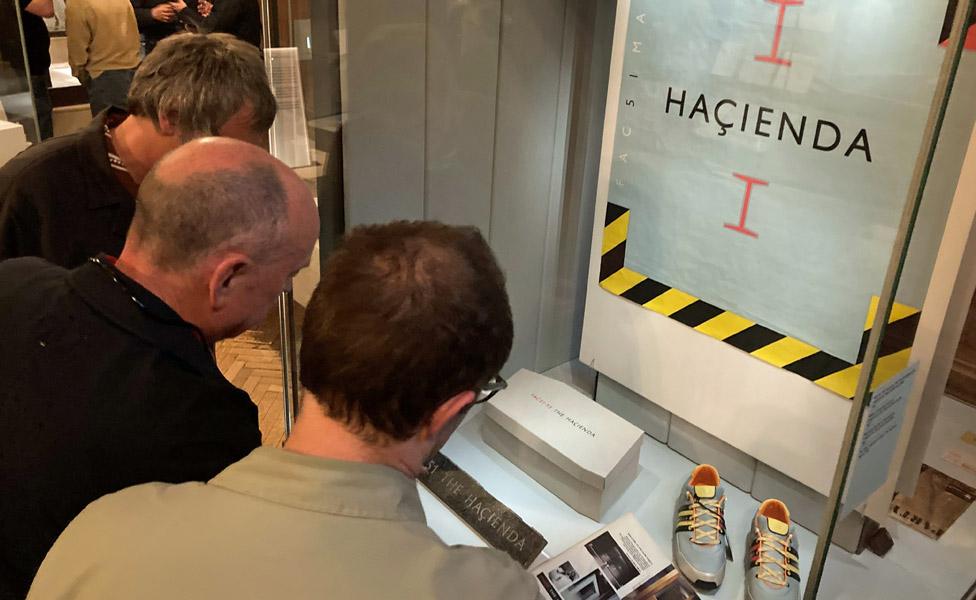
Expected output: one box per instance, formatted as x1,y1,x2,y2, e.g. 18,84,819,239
260,0,303,437
261,0,345,438
1,0,41,143
804,1,976,597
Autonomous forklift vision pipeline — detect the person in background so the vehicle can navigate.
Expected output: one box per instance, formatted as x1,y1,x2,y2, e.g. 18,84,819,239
28,222,543,600
0,33,276,268
65,0,141,116
19,0,54,140
130,0,187,55
0,137,320,600
195,0,262,47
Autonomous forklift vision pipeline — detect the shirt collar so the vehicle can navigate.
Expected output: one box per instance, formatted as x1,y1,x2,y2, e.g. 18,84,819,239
77,108,136,209
209,447,428,524
67,255,220,378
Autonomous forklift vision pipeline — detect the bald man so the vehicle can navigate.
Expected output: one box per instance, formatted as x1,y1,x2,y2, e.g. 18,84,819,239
0,138,319,600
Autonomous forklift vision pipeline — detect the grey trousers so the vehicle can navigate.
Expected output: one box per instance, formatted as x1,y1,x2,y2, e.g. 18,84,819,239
86,69,136,116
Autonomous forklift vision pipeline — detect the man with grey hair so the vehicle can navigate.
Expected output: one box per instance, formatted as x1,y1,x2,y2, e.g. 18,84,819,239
0,137,319,600
0,32,276,268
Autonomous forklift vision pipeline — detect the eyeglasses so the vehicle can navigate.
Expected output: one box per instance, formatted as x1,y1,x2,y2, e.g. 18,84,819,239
472,374,507,405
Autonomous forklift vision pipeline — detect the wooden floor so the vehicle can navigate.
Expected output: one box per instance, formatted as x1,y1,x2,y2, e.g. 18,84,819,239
216,331,287,447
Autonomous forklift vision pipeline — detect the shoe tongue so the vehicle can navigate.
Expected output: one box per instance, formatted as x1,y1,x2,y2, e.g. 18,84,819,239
694,485,716,499
764,516,790,536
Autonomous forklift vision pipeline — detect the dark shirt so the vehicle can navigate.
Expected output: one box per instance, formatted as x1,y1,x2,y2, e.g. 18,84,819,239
201,0,261,47
0,256,261,600
19,0,51,76
130,0,181,54
0,110,134,269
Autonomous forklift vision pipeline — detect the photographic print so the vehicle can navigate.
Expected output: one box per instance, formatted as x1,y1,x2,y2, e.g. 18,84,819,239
548,561,580,590
585,532,640,589
561,569,620,600
621,565,699,600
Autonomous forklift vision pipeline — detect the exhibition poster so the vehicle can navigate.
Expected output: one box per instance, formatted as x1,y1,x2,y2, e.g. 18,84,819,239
600,1,960,374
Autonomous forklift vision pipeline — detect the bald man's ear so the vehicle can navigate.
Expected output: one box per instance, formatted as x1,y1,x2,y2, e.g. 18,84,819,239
208,253,252,311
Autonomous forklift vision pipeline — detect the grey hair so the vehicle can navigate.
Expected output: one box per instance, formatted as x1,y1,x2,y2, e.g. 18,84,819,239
128,33,276,139
131,163,289,270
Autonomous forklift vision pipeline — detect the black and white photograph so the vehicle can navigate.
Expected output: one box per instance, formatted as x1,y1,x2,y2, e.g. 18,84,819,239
561,569,620,600
621,565,699,600
584,532,640,589
548,561,580,590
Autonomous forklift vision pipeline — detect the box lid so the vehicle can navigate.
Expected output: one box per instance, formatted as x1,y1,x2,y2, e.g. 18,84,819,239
484,369,644,490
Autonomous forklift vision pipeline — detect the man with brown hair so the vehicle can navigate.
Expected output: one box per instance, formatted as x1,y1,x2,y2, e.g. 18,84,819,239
0,32,276,268
0,137,319,600
29,222,542,600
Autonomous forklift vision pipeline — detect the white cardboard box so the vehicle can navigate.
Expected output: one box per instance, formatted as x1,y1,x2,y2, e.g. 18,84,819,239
482,369,643,520
0,120,29,168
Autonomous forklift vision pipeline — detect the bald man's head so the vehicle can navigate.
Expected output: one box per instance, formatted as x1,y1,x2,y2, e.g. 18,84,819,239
121,138,319,343
130,138,301,270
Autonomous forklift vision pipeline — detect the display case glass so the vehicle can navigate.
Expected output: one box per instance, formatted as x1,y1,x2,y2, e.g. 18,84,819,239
1,0,40,144
266,1,976,597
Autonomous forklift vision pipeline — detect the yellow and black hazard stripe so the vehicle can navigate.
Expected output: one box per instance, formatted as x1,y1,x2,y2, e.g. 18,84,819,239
599,203,920,398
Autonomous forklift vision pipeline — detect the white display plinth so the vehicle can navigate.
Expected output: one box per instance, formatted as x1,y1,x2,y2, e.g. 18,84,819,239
420,406,819,600
483,369,643,520
0,120,29,168
420,406,974,599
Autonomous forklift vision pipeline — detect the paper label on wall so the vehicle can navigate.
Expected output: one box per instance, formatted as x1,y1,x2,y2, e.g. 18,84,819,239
842,362,918,516
609,1,955,362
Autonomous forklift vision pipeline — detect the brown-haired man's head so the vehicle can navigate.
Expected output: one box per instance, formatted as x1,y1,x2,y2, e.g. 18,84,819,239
296,221,513,466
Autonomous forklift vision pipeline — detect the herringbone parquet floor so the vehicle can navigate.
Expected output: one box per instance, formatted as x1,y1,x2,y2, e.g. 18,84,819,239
216,331,287,447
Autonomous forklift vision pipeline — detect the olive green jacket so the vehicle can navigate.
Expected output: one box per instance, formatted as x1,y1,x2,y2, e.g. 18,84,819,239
29,447,541,600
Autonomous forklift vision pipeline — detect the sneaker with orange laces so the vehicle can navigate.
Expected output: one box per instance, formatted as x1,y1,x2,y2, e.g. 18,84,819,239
746,499,800,600
673,464,731,590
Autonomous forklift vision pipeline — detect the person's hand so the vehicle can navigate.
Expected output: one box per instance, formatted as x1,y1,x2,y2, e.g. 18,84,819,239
170,0,187,12
150,3,176,22
197,0,212,17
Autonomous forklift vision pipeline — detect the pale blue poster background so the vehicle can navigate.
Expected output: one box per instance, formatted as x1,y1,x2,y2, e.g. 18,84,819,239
610,1,952,362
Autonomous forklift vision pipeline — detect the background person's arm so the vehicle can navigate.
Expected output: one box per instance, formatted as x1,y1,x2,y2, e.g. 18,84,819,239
134,1,188,27
131,1,152,28
197,0,241,34
64,1,93,83
23,0,54,19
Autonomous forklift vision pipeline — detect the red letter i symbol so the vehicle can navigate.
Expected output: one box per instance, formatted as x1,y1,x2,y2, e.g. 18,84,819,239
725,173,767,238
755,0,804,67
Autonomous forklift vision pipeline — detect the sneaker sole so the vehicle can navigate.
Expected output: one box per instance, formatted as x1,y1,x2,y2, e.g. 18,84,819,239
672,536,726,589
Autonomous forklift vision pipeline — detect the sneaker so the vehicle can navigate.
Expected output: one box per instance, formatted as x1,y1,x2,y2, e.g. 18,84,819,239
746,499,800,600
673,464,730,589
